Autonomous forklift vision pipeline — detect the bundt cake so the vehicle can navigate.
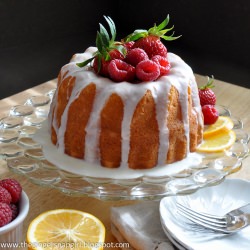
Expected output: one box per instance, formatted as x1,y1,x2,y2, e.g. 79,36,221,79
48,16,203,170
48,46,203,169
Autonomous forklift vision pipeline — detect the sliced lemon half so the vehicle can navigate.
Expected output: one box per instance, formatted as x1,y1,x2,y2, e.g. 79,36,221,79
27,209,105,250
203,116,234,139
197,130,236,153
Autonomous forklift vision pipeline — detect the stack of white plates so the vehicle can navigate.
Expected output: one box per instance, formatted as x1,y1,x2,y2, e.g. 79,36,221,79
160,179,250,250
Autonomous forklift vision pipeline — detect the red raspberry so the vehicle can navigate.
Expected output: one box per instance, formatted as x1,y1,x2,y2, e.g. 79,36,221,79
0,202,12,227
108,59,135,82
0,186,12,204
123,41,135,52
0,179,22,204
93,49,125,77
9,203,19,221
202,105,219,125
109,49,125,60
151,55,171,76
136,60,160,81
93,57,110,77
125,48,149,66
133,36,167,58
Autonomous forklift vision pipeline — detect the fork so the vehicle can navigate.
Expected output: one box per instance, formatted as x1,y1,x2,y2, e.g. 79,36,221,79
176,202,250,234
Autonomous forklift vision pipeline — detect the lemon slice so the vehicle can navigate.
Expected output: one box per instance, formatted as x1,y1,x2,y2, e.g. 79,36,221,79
203,116,234,139
197,130,236,153
27,209,105,250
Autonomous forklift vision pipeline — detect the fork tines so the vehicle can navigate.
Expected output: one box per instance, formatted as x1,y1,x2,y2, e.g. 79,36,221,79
176,202,228,230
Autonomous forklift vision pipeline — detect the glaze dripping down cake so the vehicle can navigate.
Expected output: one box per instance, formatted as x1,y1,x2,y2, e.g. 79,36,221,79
48,16,203,170
48,46,203,169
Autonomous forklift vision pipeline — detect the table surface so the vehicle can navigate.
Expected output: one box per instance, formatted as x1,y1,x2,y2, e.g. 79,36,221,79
0,75,250,249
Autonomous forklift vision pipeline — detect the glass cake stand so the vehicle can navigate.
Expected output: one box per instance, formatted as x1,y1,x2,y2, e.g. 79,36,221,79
1,90,249,201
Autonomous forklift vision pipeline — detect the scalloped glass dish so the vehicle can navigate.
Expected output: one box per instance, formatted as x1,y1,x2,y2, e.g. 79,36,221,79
1,90,249,200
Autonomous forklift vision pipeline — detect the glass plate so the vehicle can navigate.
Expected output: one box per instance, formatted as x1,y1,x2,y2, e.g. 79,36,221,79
1,90,249,200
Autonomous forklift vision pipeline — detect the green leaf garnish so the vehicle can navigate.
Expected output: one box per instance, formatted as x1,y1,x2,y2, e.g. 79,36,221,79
76,56,95,68
77,16,126,70
124,15,181,42
104,16,116,42
199,75,215,90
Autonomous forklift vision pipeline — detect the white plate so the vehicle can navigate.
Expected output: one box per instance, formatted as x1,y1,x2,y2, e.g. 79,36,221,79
34,121,202,179
160,179,250,250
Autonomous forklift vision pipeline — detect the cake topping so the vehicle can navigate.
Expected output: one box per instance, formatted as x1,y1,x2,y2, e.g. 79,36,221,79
108,59,135,82
135,60,160,81
76,16,126,76
124,15,180,58
77,15,180,83
125,48,149,66
152,55,171,76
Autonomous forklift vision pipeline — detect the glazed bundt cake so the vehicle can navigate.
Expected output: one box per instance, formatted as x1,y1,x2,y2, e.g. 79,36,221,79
48,16,203,170
48,47,203,169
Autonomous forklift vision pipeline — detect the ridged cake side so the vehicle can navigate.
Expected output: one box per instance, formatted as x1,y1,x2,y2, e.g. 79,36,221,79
48,47,203,169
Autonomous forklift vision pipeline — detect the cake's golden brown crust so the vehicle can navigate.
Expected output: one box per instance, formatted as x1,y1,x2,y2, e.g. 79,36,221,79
51,75,75,145
188,86,203,152
100,93,124,168
50,54,204,170
50,77,203,168
64,83,96,158
166,86,187,163
128,90,159,169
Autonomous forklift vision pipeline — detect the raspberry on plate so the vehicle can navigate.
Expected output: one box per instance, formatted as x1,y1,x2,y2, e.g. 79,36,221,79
108,59,135,82
202,105,219,125
0,202,12,227
136,60,160,81
0,179,22,204
126,48,149,66
0,186,12,204
199,76,216,106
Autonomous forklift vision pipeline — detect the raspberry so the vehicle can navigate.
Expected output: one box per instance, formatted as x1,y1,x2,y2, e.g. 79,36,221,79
0,179,22,204
9,203,19,221
125,48,149,66
123,41,135,52
93,49,125,77
151,55,171,76
93,57,110,77
202,105,219,125
108,59,135,82
0,202,12,227
0,186,12,204
109,49,126,60
136,60,160,81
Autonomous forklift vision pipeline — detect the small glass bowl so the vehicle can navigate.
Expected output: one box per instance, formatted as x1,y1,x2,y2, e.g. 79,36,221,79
0,191,29,249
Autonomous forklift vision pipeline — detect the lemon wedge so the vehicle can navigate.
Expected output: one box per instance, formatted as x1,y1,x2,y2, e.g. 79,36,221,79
197,130,236,153
203,116,234,139
27,209,105,250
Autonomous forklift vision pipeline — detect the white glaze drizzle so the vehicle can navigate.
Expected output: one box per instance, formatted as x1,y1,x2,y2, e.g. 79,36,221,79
49,47,203,167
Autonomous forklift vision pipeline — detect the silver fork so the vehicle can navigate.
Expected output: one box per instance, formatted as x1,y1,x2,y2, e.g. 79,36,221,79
176,202,250,234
